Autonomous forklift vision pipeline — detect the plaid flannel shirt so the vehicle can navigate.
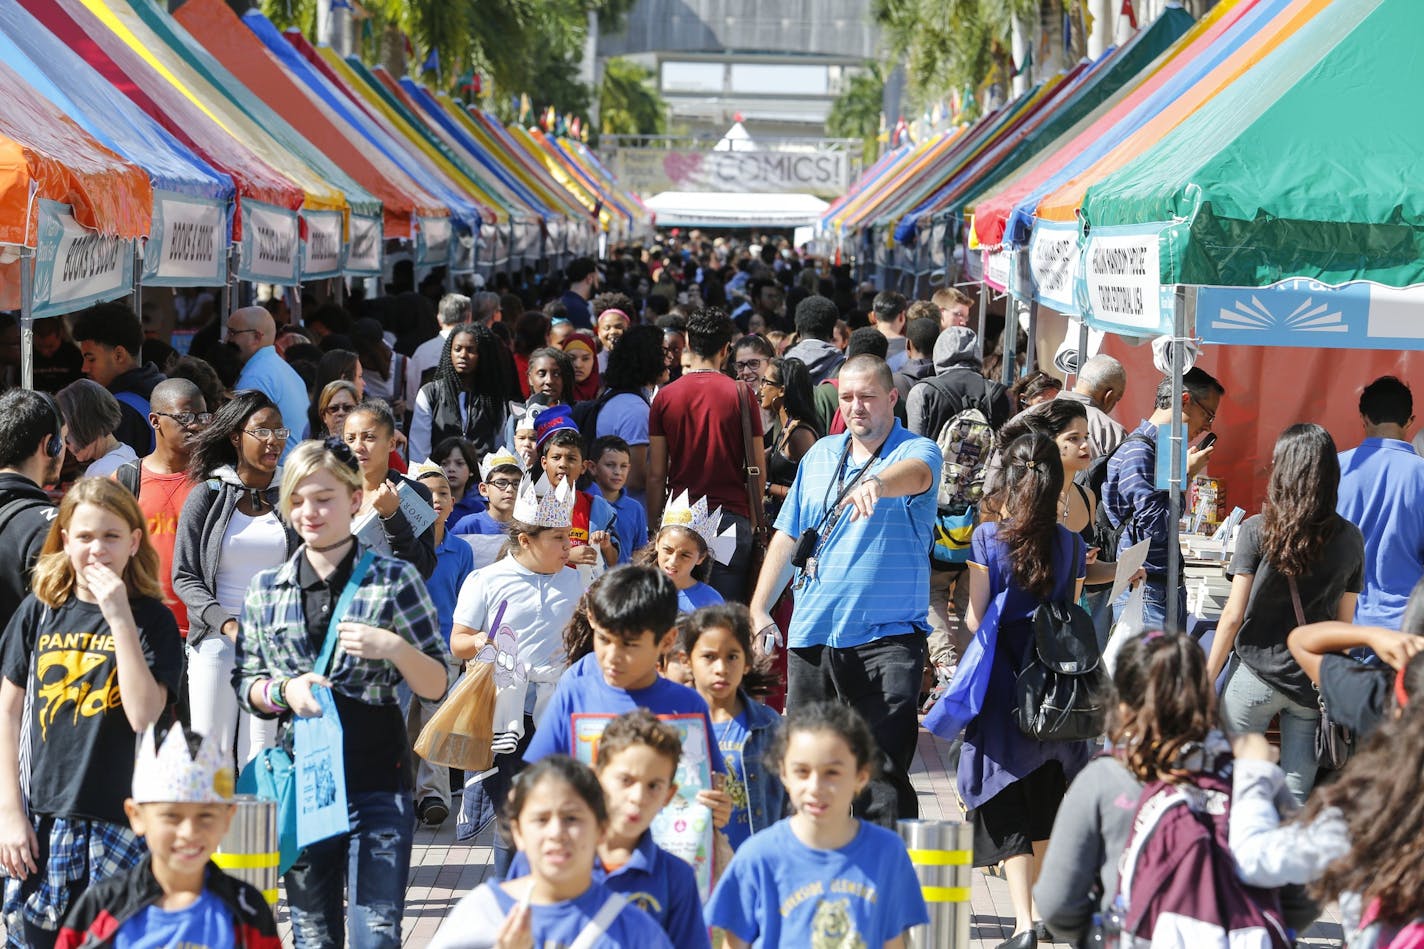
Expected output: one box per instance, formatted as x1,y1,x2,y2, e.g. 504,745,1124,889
234,545,447,716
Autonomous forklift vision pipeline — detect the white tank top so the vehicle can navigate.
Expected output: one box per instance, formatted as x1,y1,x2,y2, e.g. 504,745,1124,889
215,509,288,617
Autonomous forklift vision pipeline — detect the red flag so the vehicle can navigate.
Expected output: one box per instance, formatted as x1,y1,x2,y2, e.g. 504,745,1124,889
1121,0,1137,29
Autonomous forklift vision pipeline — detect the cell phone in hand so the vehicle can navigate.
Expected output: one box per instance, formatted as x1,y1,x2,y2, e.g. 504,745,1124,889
1198,432,1218,451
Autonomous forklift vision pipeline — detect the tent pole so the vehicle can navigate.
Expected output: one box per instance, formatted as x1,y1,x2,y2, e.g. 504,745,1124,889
1026,300,1039,373
1001,301,1018,387
977,275,988,344
19,247,34,391
1075,317,1090,383
1166,285,1188,633
133,245,143,317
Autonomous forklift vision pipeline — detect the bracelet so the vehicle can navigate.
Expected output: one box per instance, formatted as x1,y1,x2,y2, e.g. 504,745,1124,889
268,677,291,711
867,473,884,491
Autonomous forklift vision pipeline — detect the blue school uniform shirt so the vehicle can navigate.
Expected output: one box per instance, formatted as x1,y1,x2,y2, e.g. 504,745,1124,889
453,880,671,949
508,831,710,949
452,510,508,535
774,421,941,648
114,887,234,949
589,487,647,564
707,819,929,948
447,489,485,531
427,532,475,646
677,581,723,615
525,652,727,774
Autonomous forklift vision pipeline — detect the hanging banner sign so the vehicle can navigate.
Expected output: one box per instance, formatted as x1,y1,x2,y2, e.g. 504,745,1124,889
415,215,451,267
144,192,227,287
1028,220,1081,314
237,199,300,284
32,199,134,317
1198,278,1424,351
344,214,382,277
983,246,1011,291
608,148,850,198
450,228,477,275
1075,222,1174,336
301,209,345,280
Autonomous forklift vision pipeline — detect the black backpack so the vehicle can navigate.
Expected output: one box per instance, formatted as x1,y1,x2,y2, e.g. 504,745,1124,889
1013,535,1108,742
570,388,646,456
1083,431,1153,570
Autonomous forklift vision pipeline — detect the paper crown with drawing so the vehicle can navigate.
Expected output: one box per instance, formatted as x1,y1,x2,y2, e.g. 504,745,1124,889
132,723,235,804
660,490,737,565
479,448,523,482
512,474,575,528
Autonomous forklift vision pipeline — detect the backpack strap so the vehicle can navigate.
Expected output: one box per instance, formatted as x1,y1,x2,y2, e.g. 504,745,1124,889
0,496,50,547
569,892,628,949
115,460,142,498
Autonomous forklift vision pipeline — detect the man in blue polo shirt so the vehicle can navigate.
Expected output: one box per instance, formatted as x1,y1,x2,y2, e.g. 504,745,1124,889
229,306,309,459
749,354,941,828
1102,367,1223,633
1337,375,1424,629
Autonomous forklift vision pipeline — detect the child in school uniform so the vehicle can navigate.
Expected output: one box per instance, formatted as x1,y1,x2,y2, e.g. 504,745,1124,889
636,491,735,614
507,710,709,949
585,435,648,564
56,723,279,949
533,406,618,570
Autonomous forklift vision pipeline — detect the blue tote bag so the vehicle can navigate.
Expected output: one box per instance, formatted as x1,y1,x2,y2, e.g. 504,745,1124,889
238,550,376,873
922,591,1006,741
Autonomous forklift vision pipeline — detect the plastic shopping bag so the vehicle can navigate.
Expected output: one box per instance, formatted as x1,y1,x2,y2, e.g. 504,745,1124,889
294,685,350,850
1102,584,1146,676
923,592,1006,741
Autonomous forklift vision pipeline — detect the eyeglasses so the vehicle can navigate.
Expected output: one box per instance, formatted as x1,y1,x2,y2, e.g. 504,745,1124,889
761,377,783,390
733,359,766,373
226,327,260,339
486,478,520,490
323,404,355,417
245,428,291,442
1189,394,1217,428
154,411,213,427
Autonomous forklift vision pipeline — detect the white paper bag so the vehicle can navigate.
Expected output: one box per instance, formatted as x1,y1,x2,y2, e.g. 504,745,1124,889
1103,584,1146,675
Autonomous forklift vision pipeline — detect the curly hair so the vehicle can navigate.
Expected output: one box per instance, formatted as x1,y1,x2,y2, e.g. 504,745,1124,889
1305,652,1424,924
602,324,664,391
1105,631,1216,784
592,291,636,320
1259,423,1341,577
995,433,1064,599
764,702,879,779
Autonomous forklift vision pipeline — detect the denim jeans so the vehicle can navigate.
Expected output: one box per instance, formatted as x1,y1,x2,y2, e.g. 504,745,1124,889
1115,578,1188,635
285,790,415,949
787,632,926,828
1220,661,1320,805
1082,586,1116,653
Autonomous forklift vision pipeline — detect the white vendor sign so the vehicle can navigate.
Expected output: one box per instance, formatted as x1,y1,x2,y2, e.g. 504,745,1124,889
32,199,134,317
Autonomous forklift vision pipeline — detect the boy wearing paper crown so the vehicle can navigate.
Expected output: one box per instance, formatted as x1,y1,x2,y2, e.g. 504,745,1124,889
55,724,280,948
533,404,619,571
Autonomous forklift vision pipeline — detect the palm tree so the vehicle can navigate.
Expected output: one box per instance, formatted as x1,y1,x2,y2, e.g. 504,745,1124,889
828,63,886,158
599,57,666,137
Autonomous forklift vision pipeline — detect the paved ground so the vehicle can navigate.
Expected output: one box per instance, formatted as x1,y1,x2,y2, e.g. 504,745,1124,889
260,726,1346,947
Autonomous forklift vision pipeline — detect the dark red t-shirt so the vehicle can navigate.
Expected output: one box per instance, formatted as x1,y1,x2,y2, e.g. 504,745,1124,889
648,371,762,519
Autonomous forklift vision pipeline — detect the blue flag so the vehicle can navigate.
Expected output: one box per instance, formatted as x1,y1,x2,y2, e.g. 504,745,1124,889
422,47,439,74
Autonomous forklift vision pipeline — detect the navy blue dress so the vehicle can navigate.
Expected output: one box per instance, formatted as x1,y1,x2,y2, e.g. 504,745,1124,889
957,523,1092,811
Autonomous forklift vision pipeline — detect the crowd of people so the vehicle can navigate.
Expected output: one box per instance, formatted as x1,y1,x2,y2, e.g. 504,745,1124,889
0,232,1420,948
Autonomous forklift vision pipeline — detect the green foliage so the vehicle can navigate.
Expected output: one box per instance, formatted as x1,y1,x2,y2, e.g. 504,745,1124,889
872,0,1041,114
599,57,666,136
828,63,885,156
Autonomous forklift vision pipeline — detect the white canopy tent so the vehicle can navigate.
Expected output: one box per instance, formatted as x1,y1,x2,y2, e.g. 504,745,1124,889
645,190,828,228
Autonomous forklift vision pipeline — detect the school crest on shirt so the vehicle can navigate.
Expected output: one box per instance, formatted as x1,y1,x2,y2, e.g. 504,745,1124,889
810,898,867,949
623,891,662,917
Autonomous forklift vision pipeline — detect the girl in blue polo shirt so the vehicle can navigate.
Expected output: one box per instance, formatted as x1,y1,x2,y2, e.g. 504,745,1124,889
637,492,730,614
707,702,928,948
429,756,672,949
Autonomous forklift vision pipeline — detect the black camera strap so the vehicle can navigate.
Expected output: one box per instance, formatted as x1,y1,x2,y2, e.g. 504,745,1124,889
810,434,887,546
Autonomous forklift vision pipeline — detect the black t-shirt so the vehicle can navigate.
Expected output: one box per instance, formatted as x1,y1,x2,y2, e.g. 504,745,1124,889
296,547,411,794
1,595,181,823
1319,653,1391,739
1228,514,1364,707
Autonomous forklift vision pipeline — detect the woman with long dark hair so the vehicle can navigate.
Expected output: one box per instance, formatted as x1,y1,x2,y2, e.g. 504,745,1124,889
173,390,299,768
760,357,821,520
959,432,1091,947
1207,422,1363,803
409,323,518,462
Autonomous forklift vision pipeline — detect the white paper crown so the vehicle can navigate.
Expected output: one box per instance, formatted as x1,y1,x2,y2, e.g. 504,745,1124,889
660,490,737,565
408,460,447,483
479,449,524,482
132,724,234,804
512,474,575,528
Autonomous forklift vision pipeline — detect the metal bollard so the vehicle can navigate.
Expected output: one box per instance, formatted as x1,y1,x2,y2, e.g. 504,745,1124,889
213,795,279,905
899,819,973,949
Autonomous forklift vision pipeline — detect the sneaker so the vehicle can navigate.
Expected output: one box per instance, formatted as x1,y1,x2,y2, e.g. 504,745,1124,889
919,661,957,714
418,797,449,827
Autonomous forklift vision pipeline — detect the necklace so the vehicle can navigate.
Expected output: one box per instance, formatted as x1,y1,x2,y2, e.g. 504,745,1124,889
308,536,354,554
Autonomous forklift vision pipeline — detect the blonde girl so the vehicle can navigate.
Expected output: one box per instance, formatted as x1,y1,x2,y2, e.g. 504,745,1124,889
0,478,181,949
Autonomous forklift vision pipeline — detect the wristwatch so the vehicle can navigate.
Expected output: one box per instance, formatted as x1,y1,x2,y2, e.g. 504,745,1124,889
867,473,884,491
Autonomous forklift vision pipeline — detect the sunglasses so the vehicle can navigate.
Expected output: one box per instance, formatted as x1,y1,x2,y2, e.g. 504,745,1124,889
154,411,213,427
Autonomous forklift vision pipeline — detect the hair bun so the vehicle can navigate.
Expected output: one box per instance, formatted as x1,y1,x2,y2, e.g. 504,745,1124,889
323,436,360,473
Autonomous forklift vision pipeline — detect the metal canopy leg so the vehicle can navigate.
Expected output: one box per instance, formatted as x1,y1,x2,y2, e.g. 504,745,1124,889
1166,286,1188,633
